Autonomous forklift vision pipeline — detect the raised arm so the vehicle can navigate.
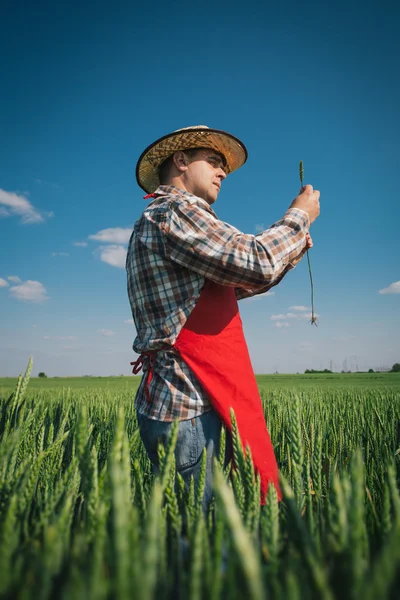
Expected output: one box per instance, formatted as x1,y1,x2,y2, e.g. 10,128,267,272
162,200,310,289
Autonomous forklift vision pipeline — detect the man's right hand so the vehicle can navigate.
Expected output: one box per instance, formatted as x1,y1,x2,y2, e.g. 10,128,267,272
289,184,320,224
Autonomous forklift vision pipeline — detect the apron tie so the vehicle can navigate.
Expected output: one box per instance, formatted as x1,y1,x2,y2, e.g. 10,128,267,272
130,351,158,403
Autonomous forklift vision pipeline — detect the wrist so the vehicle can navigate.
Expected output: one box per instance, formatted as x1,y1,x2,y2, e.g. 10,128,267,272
283,208,310,231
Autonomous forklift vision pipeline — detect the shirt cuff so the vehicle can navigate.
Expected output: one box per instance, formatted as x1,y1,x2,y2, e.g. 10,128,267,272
281,207,310,232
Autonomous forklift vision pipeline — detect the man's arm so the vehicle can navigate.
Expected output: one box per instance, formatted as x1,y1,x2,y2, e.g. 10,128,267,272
235,233,313,300
161,198,310,289
235,264,294,300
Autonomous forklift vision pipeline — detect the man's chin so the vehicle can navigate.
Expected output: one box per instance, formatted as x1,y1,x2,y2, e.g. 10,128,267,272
197,188,218,205
199,192,217,205
209,189,219,204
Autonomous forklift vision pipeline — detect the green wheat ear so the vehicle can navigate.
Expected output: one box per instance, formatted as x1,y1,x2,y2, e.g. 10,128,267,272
299,160,304,186
298,161,317,327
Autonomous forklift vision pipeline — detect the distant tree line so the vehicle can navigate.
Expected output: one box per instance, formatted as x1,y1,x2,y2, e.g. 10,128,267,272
304,363,399,375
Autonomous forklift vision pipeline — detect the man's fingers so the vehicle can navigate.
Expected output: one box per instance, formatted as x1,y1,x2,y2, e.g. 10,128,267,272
299,184,314,194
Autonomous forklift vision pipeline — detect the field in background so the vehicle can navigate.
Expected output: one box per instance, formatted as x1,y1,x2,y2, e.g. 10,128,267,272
1,362,400,598
1,372,399,394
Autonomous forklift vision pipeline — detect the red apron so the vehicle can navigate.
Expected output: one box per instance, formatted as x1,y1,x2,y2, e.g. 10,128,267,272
132,280,281,504
173,280,281,503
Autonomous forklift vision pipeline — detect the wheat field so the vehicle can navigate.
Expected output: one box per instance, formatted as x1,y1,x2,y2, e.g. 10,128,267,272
0,358,399,599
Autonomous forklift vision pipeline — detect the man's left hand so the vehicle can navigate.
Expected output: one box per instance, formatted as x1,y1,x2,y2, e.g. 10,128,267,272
291,233,313,267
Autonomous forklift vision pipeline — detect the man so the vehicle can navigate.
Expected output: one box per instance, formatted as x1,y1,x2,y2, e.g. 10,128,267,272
126,125,320,511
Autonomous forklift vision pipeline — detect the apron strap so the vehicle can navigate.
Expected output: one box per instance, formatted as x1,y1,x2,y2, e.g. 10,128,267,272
130,351,158,403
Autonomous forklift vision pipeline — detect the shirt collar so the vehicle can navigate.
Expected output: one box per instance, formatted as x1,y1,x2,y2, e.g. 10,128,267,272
153,185,218,216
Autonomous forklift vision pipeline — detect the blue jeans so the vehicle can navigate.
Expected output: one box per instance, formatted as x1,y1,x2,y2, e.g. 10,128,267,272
137,409,229,514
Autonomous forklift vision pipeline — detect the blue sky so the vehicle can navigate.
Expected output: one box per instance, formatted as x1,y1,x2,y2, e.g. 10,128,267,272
1,0,399,376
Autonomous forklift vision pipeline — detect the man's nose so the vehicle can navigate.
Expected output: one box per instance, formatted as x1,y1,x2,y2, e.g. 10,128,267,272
217,169,227,180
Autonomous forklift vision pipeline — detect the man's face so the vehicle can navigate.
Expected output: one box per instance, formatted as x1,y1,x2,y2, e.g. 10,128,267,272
183,149,227,205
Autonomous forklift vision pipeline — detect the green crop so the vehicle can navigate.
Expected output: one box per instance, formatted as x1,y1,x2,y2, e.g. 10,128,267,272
0,359,399,598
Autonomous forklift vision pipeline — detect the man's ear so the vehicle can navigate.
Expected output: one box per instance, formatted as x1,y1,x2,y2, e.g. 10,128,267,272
173,151,188,172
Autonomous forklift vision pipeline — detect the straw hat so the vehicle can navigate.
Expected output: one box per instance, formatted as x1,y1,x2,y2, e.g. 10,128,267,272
135,125,248,193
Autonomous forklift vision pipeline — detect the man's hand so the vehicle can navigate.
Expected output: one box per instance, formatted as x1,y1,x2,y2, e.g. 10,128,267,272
291,233,313,267
289,184,320,224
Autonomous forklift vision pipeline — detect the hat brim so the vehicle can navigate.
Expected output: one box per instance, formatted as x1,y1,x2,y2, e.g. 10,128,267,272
135,127,248,193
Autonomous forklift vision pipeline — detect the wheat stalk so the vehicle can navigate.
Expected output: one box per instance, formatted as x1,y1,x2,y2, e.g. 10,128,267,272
299,160,317,326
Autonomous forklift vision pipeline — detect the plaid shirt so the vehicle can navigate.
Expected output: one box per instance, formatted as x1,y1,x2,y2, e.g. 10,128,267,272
126,185,309,421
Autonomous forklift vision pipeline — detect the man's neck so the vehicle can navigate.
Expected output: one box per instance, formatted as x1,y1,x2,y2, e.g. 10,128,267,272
168,177,191,195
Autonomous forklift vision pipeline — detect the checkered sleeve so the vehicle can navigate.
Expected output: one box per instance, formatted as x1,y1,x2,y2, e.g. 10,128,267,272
162,201,310,289
234,263,295,301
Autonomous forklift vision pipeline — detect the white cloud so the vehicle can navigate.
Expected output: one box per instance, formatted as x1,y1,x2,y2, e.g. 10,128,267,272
275,321,290,328
9,280,49,303
0,189,51,224
124,318,134,324
257,291,275,298
271,311,319,322
98,245,127,269
0,278,9,287
289,305,309,311
89,228,131,269
73,241,88,247
98,329,115,337
8,275,21,283
89,227,132,244
51,252,70,257
379,281,400,295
